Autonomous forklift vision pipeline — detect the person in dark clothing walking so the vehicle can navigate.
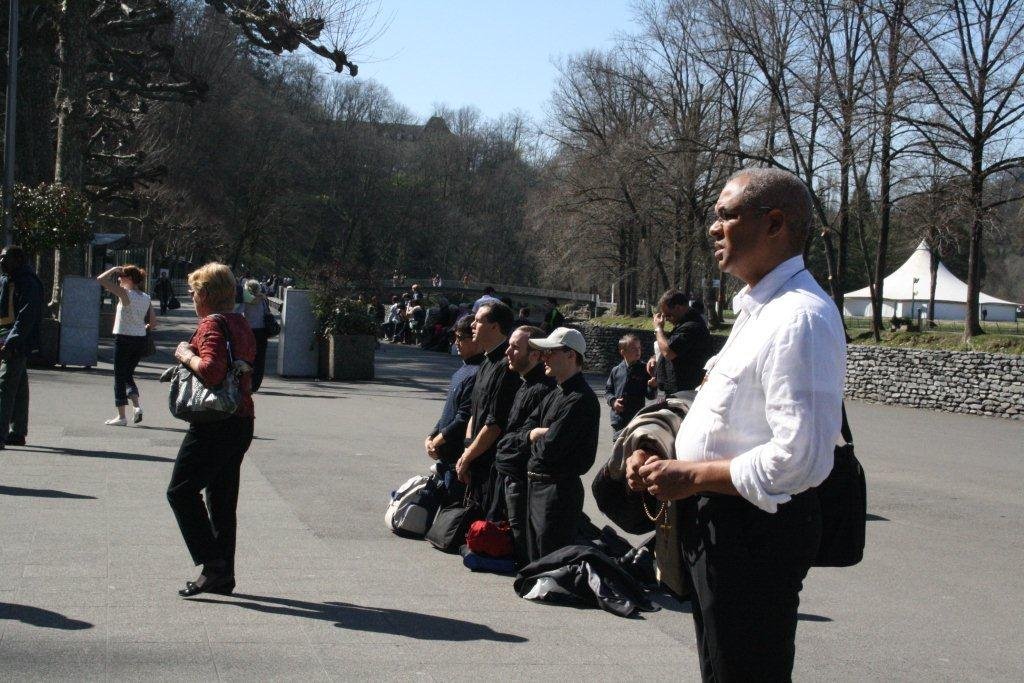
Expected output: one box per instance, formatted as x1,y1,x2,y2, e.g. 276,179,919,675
0,246,43,448
540,298,565,333
522,327,600,562
426,315,483,465
606,334,656,440
491,325,556,567
647,289,714,396
154,271,173,315
456,302,519,513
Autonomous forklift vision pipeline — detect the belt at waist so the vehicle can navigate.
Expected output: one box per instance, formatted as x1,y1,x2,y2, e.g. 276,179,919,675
526,471,575,483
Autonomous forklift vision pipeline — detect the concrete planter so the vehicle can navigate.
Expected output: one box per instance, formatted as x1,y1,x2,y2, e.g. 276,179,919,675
326,334,375,380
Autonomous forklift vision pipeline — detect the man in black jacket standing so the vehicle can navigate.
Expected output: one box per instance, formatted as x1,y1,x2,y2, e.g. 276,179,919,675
492,325,556,568
0,246,44,448
522,327,600,562
457,302,520,512
648,289,714,396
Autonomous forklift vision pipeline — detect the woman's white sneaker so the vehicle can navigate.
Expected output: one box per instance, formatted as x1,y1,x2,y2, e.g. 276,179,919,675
105,417,127,426
133,408,144,424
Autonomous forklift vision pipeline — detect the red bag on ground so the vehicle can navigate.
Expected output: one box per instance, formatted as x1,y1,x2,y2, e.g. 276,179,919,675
466,520,513,558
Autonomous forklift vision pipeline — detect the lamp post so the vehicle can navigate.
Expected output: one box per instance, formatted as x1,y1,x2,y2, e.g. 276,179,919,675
2,0,18,247
910,277,920,328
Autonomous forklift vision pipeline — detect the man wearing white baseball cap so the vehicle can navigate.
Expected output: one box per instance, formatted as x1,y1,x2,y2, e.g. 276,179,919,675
520,327,600,561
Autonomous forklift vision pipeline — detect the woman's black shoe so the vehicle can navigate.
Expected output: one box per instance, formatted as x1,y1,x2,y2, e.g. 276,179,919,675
178,574,235,597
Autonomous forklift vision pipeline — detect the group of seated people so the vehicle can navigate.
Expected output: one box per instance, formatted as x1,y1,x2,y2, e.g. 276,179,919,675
425,302,601,567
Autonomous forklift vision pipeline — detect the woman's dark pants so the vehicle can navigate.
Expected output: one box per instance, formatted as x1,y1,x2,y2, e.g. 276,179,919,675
113,334,147,406
167,416,254,574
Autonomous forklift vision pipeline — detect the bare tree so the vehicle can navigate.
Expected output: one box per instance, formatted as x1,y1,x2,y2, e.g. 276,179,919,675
902,0,1024,340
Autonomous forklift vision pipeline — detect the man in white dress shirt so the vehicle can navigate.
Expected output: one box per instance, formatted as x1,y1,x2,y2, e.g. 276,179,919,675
627,168,846,681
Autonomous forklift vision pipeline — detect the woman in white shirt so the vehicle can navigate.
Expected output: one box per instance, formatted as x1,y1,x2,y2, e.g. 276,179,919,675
98,264,156,425
240,279,269,391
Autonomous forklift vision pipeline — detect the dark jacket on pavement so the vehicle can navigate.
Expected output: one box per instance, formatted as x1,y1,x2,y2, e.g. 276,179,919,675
605,359,656,431
0,265,44,354
514,544,658,618
655,308,714,394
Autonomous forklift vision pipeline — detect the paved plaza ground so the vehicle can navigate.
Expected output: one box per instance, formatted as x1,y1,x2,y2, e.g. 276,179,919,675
0,305,1021,680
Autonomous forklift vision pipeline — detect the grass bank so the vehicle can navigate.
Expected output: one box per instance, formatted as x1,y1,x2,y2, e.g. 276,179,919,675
850,330,1024,355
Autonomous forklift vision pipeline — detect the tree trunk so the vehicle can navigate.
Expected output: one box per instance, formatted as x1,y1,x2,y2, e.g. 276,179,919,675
50,0,89,309
963,170,985,341
927,229,938,328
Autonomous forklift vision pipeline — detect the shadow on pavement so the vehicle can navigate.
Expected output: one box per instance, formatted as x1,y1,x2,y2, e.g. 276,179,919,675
0,485,96,499
0,603,93,630
865,513,889,521
191,593,528,643
22,445,175,464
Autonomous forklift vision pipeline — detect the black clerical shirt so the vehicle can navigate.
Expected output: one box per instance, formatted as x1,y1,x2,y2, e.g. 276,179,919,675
655,308,714,394
468,339,521,461
494,363,557,477
524,372,600,478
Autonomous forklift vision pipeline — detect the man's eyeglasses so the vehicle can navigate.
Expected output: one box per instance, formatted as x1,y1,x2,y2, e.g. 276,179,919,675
540,347,568,357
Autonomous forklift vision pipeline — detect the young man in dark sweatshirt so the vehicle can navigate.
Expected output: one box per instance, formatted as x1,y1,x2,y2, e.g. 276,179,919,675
605,333,656,441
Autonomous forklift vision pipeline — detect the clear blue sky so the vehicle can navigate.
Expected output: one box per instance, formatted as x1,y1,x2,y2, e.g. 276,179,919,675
348,1,639,123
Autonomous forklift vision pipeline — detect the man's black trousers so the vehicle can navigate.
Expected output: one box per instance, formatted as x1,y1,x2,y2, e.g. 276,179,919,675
167,416,254,574
680,491,821,682
500,474,529,568
526,476,583,562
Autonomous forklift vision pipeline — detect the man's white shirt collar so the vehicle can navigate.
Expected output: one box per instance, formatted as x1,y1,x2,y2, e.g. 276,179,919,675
731,255,806,319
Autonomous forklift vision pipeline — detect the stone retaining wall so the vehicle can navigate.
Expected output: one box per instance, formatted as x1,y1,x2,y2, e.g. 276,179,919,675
576,323,1023,420
844,346,1023,419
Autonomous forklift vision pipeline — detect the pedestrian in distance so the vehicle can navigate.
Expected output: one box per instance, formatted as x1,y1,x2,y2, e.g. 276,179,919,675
606,334,656,441
627,168,846,681
154,270,173,315
0,246,43,448
540,297,565,333
167,263,257,598
240,279,270,392
97,264,156,426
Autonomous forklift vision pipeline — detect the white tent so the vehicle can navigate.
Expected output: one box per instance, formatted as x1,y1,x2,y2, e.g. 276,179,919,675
843,241,1020,322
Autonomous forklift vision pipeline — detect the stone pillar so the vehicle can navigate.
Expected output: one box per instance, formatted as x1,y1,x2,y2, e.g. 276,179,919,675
277,288,318,378
58,275,100,367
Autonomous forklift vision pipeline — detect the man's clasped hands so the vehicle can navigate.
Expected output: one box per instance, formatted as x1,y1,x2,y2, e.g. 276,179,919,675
626,449,735,502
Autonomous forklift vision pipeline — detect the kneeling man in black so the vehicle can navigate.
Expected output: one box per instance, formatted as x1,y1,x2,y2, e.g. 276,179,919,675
492,325,556,567
522,327,600,562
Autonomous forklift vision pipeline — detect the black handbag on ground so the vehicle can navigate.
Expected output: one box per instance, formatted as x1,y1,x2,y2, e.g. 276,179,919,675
167,295,181,310
813,405,866,567
425,490,483,553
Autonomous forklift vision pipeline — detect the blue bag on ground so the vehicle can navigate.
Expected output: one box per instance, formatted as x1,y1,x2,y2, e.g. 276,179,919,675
460,545,516,574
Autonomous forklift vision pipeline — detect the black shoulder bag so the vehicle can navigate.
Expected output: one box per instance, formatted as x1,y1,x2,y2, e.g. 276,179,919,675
813,404,866,567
